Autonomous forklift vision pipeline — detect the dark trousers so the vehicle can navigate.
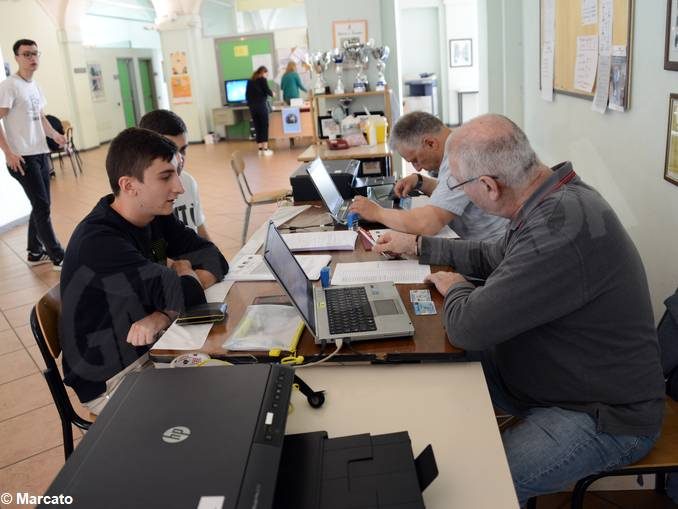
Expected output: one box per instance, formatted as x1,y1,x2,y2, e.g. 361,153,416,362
249,104,270,143
8,153,64,261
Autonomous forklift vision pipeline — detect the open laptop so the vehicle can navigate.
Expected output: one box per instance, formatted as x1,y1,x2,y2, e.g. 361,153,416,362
306,158,410,226
42,365,294,509
263,221,414,344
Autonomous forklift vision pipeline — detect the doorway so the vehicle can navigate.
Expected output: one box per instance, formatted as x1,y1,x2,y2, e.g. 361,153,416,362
116,58,139,127
137,59,158,114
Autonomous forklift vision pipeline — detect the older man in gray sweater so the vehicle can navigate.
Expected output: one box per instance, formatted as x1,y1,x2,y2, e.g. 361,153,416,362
375,114,665,505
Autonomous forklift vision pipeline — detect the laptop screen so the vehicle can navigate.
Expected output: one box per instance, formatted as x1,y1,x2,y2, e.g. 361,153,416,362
263,222,316,332
307,159,344,217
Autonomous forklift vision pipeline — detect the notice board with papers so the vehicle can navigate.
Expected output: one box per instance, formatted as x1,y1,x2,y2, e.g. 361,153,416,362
539,0,633,109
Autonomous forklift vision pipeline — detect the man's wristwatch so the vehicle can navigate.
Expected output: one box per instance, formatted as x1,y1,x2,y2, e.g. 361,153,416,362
413,173,424,190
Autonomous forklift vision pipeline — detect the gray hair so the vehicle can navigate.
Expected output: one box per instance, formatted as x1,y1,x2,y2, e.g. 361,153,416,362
390,111,445,149
450,114,539,188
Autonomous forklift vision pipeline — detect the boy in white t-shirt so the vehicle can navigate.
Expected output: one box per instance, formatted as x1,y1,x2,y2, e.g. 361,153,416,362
0,39,67,270
139,109,211,240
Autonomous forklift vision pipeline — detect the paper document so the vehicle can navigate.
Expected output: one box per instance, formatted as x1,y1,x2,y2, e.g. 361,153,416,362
581,0,597,25
573,35,598,92
331,260,431,285
239,205,311,254
281,230,357,251
226,254,331,281
152,322,213,351
370,226,459,241
541,0,556,101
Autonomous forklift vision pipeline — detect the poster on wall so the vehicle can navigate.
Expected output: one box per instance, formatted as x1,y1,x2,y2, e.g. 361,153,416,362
170,51,193,104
332,20,368,49
252,53,273,73
282,107,301,134
276,47,311,89
87,62,105,101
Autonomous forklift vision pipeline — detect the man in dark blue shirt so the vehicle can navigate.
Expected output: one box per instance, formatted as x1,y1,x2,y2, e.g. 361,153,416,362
60,128,228,412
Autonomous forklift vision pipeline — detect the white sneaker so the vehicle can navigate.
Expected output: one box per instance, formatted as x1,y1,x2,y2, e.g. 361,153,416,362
262,149,274,157
257,149,264,156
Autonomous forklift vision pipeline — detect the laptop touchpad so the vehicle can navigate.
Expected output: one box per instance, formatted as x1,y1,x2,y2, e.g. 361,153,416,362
372,299,400,316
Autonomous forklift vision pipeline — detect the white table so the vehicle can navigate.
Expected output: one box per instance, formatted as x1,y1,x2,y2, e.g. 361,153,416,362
286,363,519,508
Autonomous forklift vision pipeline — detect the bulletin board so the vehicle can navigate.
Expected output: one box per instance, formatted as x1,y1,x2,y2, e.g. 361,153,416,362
540,0,634,107
214,33,276,106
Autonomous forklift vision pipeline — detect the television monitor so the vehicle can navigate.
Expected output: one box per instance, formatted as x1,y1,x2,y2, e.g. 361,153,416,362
225,79,248,105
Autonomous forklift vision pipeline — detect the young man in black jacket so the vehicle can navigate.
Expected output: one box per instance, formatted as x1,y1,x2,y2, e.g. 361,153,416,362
60,128,229,413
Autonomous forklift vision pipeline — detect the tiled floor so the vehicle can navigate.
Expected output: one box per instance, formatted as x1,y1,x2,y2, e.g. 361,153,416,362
0,140,674,508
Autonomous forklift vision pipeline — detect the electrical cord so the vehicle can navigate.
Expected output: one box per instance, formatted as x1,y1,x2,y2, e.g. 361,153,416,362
294,338,343,369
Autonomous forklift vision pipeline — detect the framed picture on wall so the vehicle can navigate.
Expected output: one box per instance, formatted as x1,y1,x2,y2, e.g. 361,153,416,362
332,20,368,48
664,94,678,186
665,0,678,70
449,39,473,67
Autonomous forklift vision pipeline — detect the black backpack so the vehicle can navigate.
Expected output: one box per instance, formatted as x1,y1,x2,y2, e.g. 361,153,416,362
658,288,678,400
45,115,64,152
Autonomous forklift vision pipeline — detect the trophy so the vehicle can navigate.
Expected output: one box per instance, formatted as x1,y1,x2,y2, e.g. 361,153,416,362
342,38,368,93
371,45,390,91
311,51,331,95
330,48,345,94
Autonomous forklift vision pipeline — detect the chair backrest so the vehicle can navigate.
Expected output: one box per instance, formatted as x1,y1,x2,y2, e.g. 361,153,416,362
45,115,64,153
33,284,63,363
31,285,92,459
230,151,253,204
659,288,678,401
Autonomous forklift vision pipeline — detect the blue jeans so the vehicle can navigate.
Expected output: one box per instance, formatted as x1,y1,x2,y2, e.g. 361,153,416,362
470,351,659,506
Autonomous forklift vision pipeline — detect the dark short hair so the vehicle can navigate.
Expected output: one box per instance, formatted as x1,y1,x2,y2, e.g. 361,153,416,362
139,109,187,137
106,128,177,195
13,39,37,55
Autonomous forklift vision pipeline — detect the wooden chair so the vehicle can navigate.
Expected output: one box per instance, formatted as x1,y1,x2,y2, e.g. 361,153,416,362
45,117,83,178
230,150,291,245
30,285,92,460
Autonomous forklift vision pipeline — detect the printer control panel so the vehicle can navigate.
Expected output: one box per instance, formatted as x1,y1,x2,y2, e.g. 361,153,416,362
254,365,294,447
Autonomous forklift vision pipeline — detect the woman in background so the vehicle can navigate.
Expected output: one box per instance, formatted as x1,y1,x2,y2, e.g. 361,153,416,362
245,65,273,156
280,61,307,105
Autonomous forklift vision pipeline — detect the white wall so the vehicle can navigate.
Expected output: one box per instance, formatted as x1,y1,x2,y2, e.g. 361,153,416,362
445,0,481,123
519,1,678,318
0,42,32,232
83,47,168,142
81,15,162,49
0,0,76,129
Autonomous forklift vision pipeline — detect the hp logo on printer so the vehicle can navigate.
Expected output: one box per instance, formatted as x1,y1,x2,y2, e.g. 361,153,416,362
162,426,191,444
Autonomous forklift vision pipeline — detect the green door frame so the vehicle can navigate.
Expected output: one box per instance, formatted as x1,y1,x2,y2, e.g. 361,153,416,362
117,58,139,128
138,59,157,115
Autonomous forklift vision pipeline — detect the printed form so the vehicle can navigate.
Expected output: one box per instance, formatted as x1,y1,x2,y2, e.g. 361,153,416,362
331,260,431,285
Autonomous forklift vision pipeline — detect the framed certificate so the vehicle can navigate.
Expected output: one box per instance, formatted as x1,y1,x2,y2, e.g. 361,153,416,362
332,20,368,48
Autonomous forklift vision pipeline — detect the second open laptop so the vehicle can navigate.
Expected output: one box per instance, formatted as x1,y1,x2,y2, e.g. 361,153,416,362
263,221,414,344
306,158,410,226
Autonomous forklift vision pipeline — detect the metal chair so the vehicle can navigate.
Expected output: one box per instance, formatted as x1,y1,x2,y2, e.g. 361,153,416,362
30,284,92,460
229,150,291,245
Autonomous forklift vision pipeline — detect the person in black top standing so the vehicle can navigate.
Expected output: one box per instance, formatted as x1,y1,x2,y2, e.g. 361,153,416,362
246,65,274,156
60,127,228,413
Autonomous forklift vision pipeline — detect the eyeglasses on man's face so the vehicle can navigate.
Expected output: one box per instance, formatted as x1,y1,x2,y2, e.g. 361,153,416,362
19,51,41,59
446,174,499,192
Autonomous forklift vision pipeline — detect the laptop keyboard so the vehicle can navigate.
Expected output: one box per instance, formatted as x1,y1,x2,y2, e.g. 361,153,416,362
325,287,377,335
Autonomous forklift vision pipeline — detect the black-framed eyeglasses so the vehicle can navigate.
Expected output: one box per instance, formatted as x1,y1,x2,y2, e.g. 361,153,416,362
19,51,41,58
446,174,499,191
